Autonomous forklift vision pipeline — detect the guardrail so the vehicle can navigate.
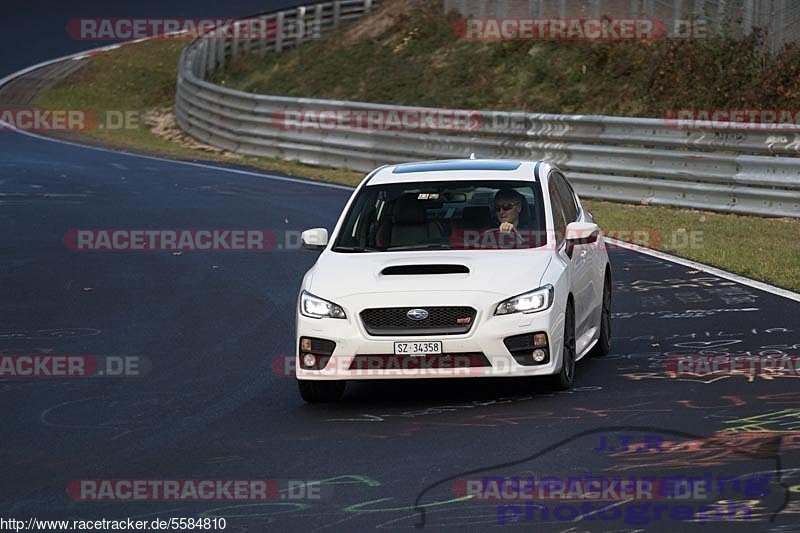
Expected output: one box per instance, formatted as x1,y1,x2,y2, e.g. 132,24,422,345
174,0,800,218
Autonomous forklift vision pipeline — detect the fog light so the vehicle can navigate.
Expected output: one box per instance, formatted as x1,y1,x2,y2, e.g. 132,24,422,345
532,349,546,363
533,333,547,347
302,353,316,368
300,337,312,351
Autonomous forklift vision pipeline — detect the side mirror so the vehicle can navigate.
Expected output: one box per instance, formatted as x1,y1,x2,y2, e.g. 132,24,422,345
566,221,600,246
301,228,328,250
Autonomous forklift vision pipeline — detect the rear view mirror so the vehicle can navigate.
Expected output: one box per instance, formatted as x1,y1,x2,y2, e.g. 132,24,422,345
445,192,467,202
301,228,328,250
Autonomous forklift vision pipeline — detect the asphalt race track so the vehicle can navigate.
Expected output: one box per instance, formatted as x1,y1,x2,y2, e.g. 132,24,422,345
2,2,800,532
0,0,309,78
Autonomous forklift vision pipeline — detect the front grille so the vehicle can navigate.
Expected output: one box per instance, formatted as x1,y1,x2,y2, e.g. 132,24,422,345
360,306,477,336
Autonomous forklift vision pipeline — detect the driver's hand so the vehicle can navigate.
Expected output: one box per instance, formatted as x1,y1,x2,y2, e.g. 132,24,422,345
499,222,515,233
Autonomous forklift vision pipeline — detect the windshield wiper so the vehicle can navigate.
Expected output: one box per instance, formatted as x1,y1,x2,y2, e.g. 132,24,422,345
385,243,453,251
332,246,379,253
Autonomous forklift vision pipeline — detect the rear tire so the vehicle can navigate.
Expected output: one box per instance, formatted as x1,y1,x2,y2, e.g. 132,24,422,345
298,380,346,403
590,272,612,357
550,301,576,390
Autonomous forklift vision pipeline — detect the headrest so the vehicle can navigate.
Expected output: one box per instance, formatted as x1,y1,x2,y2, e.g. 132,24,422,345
461,206,491,229
393,195,426,224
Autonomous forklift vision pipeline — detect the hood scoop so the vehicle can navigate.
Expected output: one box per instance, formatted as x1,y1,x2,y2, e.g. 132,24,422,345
381,264,470,276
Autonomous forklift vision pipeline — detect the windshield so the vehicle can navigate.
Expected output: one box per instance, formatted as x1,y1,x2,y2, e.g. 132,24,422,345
332,180,546,252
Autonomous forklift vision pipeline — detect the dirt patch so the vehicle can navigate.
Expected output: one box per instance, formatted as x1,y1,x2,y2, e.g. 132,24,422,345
143,107,231,155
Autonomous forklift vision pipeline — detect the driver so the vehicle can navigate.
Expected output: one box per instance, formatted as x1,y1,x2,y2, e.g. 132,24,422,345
494,188,525,233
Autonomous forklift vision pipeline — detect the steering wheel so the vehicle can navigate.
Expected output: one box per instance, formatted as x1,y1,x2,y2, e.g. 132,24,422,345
479,227,526,249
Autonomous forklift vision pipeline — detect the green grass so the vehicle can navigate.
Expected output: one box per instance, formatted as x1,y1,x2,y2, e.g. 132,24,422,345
36,39,365,187
213,1,800,117
33,9,800,292
39,39,184,110
583,200,800,291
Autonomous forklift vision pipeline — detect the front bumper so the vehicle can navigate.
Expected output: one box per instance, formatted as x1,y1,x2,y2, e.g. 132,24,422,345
295,292,565,381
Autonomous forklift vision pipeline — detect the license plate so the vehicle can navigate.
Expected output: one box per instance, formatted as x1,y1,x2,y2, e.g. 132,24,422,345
393,341,442,356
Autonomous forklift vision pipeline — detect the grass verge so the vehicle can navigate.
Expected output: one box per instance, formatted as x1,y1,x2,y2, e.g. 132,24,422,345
35,40,365,187
214,0,800,117
32,26,800,291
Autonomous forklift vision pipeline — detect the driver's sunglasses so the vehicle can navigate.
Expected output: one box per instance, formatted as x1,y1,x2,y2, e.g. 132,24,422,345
495,202,520,212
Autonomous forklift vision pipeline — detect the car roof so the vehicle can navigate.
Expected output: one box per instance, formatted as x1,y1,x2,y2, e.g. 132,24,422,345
366,159,545,186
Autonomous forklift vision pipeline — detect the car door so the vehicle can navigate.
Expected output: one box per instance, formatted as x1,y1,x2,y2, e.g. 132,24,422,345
550,171,595,356
546,172,572,312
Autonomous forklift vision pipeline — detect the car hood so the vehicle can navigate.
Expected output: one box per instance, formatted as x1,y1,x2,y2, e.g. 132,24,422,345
306,250,554,300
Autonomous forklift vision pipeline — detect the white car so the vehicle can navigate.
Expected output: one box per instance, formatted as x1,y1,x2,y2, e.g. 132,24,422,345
295,159,611,402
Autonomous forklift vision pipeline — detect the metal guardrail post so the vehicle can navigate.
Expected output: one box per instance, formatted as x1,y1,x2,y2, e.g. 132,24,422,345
216,26,225,70
296,6,307,45
206,35,216,74
276,12,285,52
590,0,599,19
257,16,268,55
231,21,240,58
313,4,323,39
199,39,209,79
333,1,341,27
743,0,754,35
772,0,785,54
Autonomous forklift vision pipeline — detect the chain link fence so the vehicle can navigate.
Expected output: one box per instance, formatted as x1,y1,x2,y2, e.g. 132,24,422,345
444,0,800,52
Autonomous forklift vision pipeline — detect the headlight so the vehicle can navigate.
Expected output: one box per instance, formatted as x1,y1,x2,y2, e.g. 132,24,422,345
495,285,554,315
300,290,346,319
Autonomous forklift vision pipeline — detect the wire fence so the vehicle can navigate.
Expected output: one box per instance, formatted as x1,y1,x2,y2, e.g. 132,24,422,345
444,0,800,52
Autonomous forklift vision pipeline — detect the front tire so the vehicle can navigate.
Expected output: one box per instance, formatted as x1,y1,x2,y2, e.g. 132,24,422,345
550,301,576,390
590,273,612,357
298,380,346,403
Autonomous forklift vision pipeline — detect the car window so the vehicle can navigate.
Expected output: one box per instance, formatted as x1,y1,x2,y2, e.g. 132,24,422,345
333,180,546,251
551,171,579,223
548,177,568,246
